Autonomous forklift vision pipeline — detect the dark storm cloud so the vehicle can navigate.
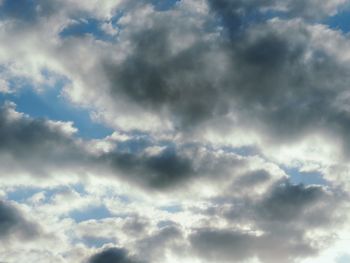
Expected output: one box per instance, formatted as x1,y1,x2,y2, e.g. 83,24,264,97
0,200,39,240
88,247,143,263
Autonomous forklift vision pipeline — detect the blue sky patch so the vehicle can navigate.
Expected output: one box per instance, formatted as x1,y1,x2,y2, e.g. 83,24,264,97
159,204,183,213
60,18,117,41
325,9,350,33
0,0,37,21
59,13,122,41
69,205,112,223
6,185,78,203
151,0,180,11
221,145,259,157
6,187,43,203
82,236,116,248
115,137,152,154
284,167,328,186
0,81,112,139
337,254,350,263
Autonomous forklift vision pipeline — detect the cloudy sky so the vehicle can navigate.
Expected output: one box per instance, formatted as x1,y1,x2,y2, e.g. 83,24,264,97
1,0,350,262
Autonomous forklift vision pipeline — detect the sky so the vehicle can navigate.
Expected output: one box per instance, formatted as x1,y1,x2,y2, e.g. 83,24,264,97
1,0,350,262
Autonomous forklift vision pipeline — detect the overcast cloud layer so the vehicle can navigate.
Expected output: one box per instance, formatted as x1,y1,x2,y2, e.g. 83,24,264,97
0,0,350,262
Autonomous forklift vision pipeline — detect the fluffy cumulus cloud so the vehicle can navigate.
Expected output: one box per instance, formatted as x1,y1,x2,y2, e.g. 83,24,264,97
0,0,350,262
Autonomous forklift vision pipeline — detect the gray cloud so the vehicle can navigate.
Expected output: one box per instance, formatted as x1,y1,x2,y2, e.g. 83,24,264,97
190,180,346,262
0,102,88,177
190,229,256,262
102,147,195,189
0,101,247,191
96,0,350,156
234,169,272,187
0,99,342,262
190,227,318,263
136,225,184,262
122,216,150,236
0,200,39,240
0,101,244,192
103,13,227,129
1,0,349,150
0,106,72,154
2,0,347,154
227,21,350,143
88,247,143,263
257,182,329,223
101,141,250,190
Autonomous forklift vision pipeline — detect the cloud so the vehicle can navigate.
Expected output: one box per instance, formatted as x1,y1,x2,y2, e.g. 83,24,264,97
103,146,196,189
86,0,350,160
0,101,88,181
103,18,225,129
0,200,39,240
88,247,143,263
1,0,349,156
136,225,184,261
0,1,349,262
0,101,245,192
257,183,330,223
0,101,247,191
190,180,347,263
190,227,317,263
190,229,259,262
